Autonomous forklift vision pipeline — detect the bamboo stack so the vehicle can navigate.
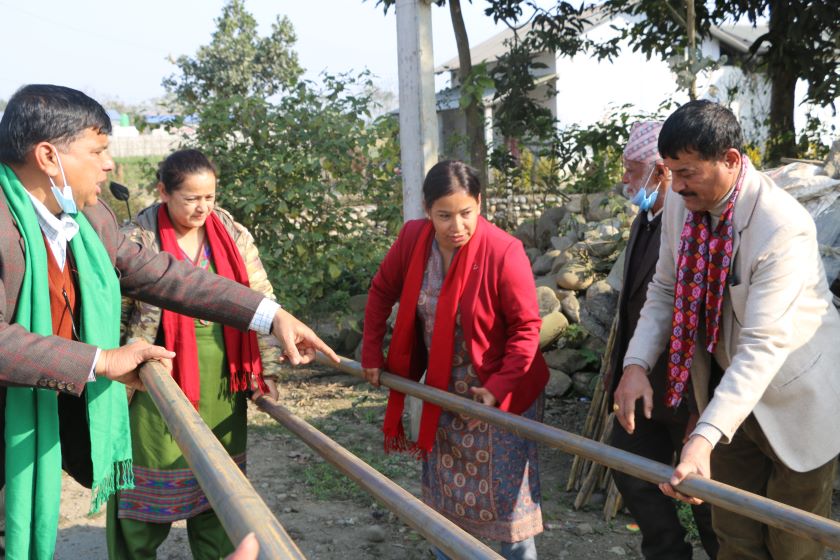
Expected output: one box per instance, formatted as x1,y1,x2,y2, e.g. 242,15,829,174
565,315,625,521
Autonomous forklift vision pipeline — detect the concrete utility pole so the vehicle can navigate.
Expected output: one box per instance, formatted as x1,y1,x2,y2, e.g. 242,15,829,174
396,0,439,221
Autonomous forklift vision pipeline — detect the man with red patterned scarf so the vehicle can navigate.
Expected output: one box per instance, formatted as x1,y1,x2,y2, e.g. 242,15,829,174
615,100,840,560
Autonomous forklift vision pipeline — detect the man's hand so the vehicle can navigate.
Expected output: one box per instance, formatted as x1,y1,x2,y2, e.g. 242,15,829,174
614,364,654,434
659,434,712,505
96,340,176,392
362,367,381,388
271,308,339,365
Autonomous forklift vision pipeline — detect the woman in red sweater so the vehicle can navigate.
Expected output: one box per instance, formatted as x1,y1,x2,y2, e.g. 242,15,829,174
362,160,548,559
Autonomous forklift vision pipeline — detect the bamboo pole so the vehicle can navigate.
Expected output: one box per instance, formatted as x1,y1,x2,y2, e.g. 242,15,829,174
254,397,502,560
138,361,305,560
315,353,840,550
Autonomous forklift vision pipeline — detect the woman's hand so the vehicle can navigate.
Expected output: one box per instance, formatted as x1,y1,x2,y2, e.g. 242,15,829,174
250,377,279,402
469,386,497,407
466,386,497,430
363,367,382,388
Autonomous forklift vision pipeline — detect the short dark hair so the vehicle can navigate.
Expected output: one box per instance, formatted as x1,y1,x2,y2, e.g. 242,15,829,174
157,149,217,194
658,100,744,161
0,84,112,164
422,160,482,209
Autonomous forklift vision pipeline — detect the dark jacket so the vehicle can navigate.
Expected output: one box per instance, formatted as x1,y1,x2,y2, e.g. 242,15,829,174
604,211,688,422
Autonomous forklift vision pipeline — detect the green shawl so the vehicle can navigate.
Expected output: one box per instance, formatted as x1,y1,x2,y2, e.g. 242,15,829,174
0,164,133,560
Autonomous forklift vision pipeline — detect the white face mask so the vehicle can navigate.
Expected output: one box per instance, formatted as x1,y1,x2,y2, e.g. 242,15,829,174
45,148,78,215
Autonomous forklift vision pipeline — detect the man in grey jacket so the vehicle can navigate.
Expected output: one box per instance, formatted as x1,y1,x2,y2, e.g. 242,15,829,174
616,100,840,559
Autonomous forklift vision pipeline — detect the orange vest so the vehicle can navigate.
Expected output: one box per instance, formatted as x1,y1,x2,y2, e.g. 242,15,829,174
43,235,78,340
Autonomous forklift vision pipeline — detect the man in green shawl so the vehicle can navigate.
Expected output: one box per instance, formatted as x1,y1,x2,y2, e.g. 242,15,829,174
0,84,338,559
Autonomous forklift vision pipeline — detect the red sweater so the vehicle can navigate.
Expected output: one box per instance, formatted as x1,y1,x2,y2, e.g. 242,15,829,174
362,217,548,414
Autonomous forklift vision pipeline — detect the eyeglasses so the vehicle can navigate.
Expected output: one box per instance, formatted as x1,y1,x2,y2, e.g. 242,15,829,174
62,287,80,341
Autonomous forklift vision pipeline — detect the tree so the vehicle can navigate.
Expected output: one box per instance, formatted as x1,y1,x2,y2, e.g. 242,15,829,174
165,1,402,313
373,0,489,184
163,0,302,106
602,0,840,162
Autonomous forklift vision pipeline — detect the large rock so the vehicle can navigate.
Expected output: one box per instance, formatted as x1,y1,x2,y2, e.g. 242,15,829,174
537,286,561,317
549,249,577,275
605,248,627,292
550,234,576,252
565,193,584,214
572,371,600,397
347,294,368,313
560,292,581,323
556,213,586,241
815,197,840,247
585,192,621,222
825,140,840,179
532,249,562,276
513,220,537,249
535,207,567,251
545,368,573,398
539,311,569,349
524,247,542,264
535,275,558,290
580,280,618,342
543,348,590,373
556,262,595,291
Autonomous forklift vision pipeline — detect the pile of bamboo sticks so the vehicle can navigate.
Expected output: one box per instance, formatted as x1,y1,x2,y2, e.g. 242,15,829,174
565,316,624,521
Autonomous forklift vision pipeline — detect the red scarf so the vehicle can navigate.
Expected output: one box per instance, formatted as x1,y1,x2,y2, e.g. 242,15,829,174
382,219,484,455
158,204,266,407
665,155,748,407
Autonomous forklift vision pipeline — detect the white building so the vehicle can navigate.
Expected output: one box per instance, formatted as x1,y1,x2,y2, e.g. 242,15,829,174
433,8,782,157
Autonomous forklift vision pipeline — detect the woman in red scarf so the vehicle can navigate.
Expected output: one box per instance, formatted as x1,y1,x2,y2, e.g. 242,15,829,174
362,160,548,559
108,150,282,559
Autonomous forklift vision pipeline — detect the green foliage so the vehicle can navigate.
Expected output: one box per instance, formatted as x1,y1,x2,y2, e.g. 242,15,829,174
676,500,700,542
459,62,494,110
491,100,678,202
106,156,159,224
166,1,402,316
163,0,302,107
797,112,835,162
559,323,589,349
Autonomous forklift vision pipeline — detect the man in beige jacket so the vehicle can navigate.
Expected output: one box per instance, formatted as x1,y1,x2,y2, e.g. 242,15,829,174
616,100,840,560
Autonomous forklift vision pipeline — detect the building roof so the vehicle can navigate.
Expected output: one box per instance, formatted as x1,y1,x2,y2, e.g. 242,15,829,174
437,8,769,73
710,24,769,55
436,4,607,73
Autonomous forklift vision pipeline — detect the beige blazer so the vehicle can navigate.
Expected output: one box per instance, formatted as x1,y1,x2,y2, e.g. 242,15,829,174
625,163,840,472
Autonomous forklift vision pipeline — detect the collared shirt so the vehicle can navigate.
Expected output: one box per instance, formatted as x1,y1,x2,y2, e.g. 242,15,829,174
26,192,79,271
26,195,281,383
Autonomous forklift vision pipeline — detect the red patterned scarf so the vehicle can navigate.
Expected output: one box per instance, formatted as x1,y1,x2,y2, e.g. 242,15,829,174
665,155,748,408
158,204,266,407
382,219,484,455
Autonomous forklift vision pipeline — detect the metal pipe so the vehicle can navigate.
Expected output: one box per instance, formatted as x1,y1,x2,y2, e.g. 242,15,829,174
138,361,305,560
255,397,502,560
315,353,840,550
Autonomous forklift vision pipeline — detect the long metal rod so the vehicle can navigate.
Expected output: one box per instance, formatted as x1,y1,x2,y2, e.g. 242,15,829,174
315,353,840,550
138,361,305,560
255,397,502,560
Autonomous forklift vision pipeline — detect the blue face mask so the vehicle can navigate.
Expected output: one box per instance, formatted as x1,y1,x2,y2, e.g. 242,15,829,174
46,149,78,215
627,164,660,212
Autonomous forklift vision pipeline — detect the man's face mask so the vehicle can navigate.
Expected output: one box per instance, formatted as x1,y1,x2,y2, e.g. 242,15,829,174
627,163,660,212
46,146,78,215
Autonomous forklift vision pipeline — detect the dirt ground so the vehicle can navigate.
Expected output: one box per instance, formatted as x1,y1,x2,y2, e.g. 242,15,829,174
49,364,840,559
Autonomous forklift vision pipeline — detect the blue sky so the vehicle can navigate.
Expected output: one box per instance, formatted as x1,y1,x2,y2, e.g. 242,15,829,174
0,0,510,105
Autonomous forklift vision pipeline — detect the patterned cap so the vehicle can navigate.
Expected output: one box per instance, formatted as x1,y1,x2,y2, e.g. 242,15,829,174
623,121,664,165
